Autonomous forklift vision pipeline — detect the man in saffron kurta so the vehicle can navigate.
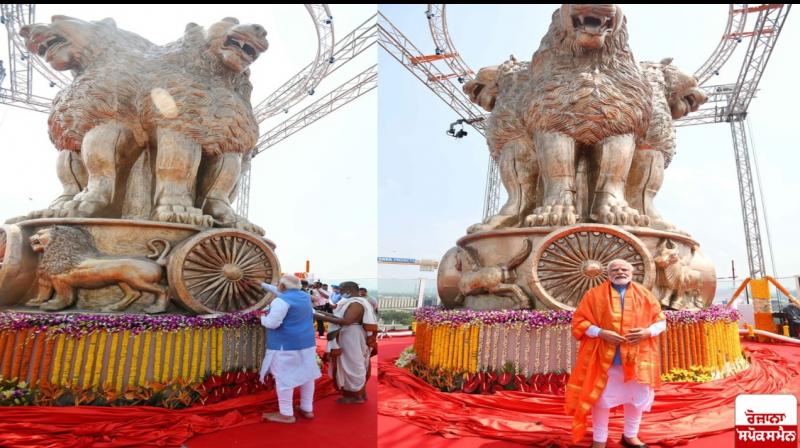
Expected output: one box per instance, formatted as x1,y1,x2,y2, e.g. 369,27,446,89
565,259,666,448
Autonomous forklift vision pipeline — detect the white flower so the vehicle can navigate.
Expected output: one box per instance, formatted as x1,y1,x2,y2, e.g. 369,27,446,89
395,346,417,368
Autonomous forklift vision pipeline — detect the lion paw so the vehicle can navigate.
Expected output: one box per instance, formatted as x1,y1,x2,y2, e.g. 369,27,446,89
143,304,167,314
592,204,647,226
232,219,265,236
7,207,64,223
525,204,578,227
48,194,76,210
40,298,70,311
100,303,126,313
153,206,214,227
59,199,109,217
24,298,47,307
467,214,520,233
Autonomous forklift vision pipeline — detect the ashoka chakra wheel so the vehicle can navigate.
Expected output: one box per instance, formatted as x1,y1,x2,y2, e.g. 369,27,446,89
529,225,654,311
168,229,280,314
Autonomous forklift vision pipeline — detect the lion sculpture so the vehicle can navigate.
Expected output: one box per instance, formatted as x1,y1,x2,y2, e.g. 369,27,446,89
626,59,707,231
25,226,171,313
15,16,267,234
465,5,707,234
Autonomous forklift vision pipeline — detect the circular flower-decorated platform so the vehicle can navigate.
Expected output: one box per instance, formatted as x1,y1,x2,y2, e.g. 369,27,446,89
0,311,270,407
409,305,747,393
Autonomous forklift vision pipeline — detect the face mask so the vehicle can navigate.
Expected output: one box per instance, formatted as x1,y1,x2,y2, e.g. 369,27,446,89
341,293,351,299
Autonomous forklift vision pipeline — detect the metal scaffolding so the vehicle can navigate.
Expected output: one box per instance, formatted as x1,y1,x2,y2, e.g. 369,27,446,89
252,4,335,123
381,4,791,279
237,12,378,216
252,64,377,155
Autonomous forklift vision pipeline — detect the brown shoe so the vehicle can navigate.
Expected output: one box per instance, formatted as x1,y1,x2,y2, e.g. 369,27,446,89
336,396,366,405
620,436,648,448
294,406,314,419
262,412,296,424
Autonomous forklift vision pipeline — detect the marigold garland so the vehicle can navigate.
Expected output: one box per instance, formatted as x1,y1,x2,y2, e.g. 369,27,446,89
411,305,747,386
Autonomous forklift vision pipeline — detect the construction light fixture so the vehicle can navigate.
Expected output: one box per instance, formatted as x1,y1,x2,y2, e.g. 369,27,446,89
446,119,468,139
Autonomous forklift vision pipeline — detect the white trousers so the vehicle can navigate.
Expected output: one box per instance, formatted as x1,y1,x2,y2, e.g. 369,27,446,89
276,379,315,416
591,403,643,443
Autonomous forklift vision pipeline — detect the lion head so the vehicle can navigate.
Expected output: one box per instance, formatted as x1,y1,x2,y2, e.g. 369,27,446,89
32,226,98,276
19,15,151,72
660,59,707,119
195,17,268,74
464,56,527,113
558,4,623,50
528,5,651,144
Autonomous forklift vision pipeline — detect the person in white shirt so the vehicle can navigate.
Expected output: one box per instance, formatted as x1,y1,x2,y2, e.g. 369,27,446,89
314,281,378,403
258,275,320,423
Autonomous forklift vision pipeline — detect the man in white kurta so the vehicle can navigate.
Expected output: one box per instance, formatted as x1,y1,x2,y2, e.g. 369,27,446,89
259,275,321,423
315,281,378,403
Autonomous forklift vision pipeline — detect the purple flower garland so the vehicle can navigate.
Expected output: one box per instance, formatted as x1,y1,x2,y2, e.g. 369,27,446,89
0,311,262,336
414,305,740,327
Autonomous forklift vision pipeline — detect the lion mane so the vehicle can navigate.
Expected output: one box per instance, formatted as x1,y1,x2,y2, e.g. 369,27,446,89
38,226,99,276
47,17,259,157
639,59,707,168
46,17,154,152
526,9,652,144
471,7,653,159
144,19,260,155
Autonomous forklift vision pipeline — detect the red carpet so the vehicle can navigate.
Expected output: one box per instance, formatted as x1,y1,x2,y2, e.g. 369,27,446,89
378,336,800,447
0,339,376,448
187,338,378,448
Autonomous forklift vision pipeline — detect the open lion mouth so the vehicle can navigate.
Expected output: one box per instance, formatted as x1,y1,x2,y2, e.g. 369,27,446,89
224,36,260,62
684,95,696,109
37,35,67,58
571,14,615,34
563,4,621,40
30,236,42,252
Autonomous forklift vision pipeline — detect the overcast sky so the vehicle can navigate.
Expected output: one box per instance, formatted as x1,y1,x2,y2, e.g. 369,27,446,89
0,5,377,286
3,5,798,296
378,4,800,294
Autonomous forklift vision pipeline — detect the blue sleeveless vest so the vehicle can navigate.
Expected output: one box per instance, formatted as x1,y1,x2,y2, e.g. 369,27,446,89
267,289,316,351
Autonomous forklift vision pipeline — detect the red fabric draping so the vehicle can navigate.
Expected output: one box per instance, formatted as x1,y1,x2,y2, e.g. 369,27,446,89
0,376,337,448
378,347,800,447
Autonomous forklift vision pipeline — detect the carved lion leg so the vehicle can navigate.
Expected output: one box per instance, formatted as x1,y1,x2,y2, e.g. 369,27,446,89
102,283,141,312
525,132,579,226
142,287,169,314
59,122,139,218
626,149,674,230
590,134,648,226
25,277,54,306
39,281,75,311
197,153,264,235
152,128,213,226
468,138,538,233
